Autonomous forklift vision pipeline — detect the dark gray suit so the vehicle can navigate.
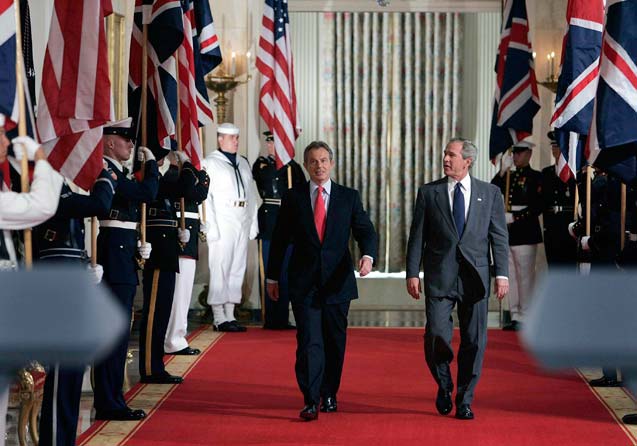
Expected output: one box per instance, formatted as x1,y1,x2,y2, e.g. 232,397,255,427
406,176,508,406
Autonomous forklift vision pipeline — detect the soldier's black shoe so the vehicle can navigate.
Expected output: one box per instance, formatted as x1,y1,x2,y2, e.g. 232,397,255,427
165,346,201,355
94,407,146,421
214,321,241,332
140,372,184,384
623,413,637,424
588,376,623,387
230,320,247,332
435,389,453,415
502,321,520,331
320,396,337,413
300,404,319,421
455,404,474,420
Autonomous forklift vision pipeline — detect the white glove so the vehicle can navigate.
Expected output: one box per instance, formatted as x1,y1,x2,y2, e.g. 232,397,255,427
505,212,514,225
580,236,590,251
568,222,577,239
11,136,41,161
138,146,155,162
137,240,152,259
173,151,190,164
499,153,513,176
200,221,211,234
178,228,190,244
87,263,104,285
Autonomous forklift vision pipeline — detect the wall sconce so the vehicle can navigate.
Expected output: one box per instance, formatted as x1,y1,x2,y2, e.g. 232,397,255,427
538,50,558,93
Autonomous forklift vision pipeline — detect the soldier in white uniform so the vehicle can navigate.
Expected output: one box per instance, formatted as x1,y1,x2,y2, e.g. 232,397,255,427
0,114,63,441
203,123,259,332
202,123,258,332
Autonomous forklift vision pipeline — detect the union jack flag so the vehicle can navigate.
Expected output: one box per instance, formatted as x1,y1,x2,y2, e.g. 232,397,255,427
256,0,301,168
128,0,183,161
550,0,604,181
36,0,113,190
586,0,637,186
192,0,222,126
489,0,540,160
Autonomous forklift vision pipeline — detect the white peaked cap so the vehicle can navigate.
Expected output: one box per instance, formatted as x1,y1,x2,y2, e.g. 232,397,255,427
513,140,536,149
217,122,240,135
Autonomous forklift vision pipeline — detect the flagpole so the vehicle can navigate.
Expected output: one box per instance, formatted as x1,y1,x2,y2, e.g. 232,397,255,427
585,166,592,236
573,182,579,221
140,23,148,253
504,149,512,212
91,217,98,267
14,0,32,269
175,50,186,234
199,127,206,225
620,183,626,250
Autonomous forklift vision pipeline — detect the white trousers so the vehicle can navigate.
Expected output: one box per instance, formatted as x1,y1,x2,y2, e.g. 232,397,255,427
164,258,196,353
0,386,7,446
507,244,539,322
206,220,249,306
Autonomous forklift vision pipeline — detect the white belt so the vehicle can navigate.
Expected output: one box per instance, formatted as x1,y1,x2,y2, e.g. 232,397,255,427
226,200,247,208
178,212,200,220
264,198,281,205
509,205,526,211
99,220,138,230
629,233,637,242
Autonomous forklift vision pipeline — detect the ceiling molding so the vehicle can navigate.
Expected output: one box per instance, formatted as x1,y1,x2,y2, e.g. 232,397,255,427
288,0,501,13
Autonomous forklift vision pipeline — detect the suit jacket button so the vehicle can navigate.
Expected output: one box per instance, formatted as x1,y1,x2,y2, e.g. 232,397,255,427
162,234,166,238
119,245,123,249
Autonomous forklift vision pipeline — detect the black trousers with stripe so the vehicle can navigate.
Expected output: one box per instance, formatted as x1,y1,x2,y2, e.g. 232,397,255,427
39,365,84,446
140,268,176,377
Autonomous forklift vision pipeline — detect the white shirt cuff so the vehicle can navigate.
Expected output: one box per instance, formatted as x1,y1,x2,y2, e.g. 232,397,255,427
495,276,508,281
362,255,374,263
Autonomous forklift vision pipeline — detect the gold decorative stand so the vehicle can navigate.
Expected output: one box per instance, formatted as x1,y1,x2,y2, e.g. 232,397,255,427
204,67,251,123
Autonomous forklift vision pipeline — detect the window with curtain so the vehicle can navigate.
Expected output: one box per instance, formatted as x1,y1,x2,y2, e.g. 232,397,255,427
319,12,463,272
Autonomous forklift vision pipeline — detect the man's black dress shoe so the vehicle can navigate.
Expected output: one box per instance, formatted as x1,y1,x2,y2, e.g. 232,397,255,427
623,413,637,425
214,321,240,332
320,396,337,413
588,376,623,387
165,346,201,355
139,372,184,384
230,320,247,332
435,389,453,415
94,407,146,421
502,321,520,331
455,404,474,420
299,404,319,421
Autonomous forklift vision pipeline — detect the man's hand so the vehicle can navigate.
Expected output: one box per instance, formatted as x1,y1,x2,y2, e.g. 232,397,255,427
178,228,190,244
358,256,372,277
137,241,152,259
12,136,42,161
138,146,155,162
406,277,421,300
495,278,509,300
267,282,279,301
499,153,513,177
505,212,514,225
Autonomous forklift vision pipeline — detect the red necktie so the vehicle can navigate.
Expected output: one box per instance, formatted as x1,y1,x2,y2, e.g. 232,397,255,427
314,185,327,242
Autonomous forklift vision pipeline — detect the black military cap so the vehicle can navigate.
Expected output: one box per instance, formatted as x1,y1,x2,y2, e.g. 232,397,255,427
263,131,274,142
547,131,558,145
103,118,136,140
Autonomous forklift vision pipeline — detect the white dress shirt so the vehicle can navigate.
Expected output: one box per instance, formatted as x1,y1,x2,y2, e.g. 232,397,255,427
447,174,471,220
310,179,331,211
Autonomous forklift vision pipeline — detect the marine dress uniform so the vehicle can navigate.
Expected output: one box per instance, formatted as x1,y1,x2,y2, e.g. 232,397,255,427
541,163,577,266
252,148,305,328
35,170,115,446
139,158,199,382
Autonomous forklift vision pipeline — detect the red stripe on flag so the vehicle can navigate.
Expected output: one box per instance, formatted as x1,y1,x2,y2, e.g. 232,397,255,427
604,40,637,90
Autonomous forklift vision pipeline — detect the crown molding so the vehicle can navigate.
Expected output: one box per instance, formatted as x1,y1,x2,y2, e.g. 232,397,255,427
288,0,501,13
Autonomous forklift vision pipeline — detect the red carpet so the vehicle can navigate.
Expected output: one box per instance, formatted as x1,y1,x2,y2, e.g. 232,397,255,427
121,328,633,446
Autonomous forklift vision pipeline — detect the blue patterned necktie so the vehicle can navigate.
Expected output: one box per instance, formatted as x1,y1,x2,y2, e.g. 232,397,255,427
453,182,465,236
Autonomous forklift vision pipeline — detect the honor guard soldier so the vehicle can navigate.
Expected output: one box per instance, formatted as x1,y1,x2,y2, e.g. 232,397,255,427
491,141,543,331
252,130,305,329
35,164,116,446
164,162,210,356
569,168,628,388
202,123,259,332
93,118,159,421
541,131,577,267
0,118,63,438
138,149,199,383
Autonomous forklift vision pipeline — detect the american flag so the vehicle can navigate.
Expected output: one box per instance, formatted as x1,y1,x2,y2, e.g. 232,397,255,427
586,0,637,185
192,0,222,126
489,0,540,160
36,0,113,190
128,0,183,160
550,0,604,181
256,0,301,168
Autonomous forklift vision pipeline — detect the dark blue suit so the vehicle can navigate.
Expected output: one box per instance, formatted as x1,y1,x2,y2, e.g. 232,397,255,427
93,159,159,413
34,170,116,446
267,181,377,405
